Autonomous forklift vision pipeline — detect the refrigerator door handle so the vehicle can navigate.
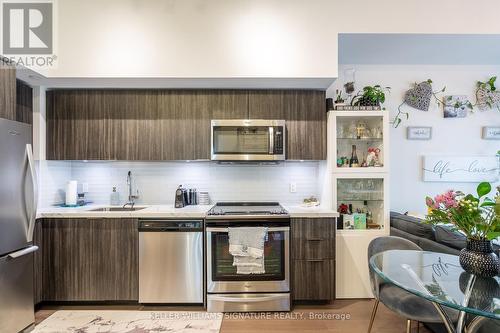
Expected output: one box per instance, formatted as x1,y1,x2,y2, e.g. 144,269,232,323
7,245,38,259
26,144,38,242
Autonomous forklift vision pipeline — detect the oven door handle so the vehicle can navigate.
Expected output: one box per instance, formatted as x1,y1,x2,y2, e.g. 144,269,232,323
206,227,289,232
209,295,285,303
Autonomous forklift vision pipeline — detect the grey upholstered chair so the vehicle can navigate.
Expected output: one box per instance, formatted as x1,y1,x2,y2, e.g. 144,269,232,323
367,236,458,333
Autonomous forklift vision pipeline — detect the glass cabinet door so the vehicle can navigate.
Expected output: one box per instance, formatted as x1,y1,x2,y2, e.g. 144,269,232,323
336,177,385,230
335,115,384,169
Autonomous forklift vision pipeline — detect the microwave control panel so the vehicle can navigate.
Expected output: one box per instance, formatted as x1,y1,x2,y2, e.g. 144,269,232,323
274,126,284,154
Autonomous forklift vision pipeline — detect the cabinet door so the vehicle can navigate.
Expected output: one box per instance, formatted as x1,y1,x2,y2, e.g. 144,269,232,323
16,80,33,125
248,90,326,160
291,218,335,260
115,90,160,160
41,218,139,301
286,91,326,160
42,218,94,301
0,63,16,121
292,259,334,300
33,220,43,305
248,90,288,119
91,219,138,300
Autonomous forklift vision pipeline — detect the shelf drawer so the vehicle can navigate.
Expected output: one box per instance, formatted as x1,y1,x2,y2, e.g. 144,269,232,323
291,218,335,259
292,259,334,301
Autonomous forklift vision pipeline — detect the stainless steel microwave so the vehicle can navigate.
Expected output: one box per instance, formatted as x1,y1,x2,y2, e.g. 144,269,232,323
211,120,286,161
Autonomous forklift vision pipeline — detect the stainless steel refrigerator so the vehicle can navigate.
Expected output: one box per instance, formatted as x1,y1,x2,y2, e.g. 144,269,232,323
0,118,38,333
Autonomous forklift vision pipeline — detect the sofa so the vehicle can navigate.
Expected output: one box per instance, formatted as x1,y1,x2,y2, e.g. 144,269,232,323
390,211,499,255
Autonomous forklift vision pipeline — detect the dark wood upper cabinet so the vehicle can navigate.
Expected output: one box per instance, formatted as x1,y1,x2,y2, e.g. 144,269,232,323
0,63,16,121
16,80,33,125
249,90,326,160
47,89,324,160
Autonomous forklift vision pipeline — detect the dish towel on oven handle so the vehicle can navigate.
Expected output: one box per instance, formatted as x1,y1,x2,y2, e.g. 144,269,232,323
228,226,268,274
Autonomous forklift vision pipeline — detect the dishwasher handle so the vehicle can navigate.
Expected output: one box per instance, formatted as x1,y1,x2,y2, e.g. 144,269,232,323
139,219,203,232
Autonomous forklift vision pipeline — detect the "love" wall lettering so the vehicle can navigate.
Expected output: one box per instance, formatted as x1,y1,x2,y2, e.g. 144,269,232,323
423,156,499,182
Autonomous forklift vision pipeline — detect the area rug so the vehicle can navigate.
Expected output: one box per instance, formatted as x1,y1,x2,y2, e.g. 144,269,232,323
33,310,223,333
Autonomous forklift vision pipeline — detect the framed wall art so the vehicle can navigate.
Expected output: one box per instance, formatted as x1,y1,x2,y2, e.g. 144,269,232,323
423,155,499,182
407,126,432,140
482,126,500,140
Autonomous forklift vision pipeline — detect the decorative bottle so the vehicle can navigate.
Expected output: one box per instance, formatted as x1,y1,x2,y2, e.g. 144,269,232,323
350,145,359,167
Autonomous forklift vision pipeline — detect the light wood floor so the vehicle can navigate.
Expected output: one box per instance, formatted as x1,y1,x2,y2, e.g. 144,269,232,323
35,299,432,333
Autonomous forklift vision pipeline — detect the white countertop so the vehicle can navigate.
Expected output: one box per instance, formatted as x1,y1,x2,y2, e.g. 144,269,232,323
284,205,339,218
37,204,338,219
36,205,213,219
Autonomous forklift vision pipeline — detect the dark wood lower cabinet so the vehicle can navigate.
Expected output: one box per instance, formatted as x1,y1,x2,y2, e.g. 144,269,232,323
292,259,335,301
38,218,138,302
291,218,336,301
33,220,43,304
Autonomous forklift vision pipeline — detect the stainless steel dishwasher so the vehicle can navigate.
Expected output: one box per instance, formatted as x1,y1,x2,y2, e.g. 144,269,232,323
139,219,203,303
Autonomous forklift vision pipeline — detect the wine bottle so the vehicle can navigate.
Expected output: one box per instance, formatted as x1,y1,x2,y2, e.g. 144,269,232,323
350,145,359,167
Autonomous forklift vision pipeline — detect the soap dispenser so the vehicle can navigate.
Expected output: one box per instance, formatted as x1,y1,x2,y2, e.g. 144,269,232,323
110,186,120,206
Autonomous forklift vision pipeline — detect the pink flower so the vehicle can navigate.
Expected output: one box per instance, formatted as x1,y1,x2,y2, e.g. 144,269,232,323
426,197,436,209
433,190,458,209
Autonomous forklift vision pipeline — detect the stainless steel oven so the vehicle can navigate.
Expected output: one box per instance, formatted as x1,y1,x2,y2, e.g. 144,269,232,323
211,119,286,161
205,203,290,312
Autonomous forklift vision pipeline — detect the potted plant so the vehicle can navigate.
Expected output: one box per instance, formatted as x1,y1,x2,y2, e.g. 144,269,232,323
425,182,500,277
351,85,390,107
334,89,345,106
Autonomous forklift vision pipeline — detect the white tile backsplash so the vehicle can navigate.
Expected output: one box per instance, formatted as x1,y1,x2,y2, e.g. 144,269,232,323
39,161,324,207
38,160,72,208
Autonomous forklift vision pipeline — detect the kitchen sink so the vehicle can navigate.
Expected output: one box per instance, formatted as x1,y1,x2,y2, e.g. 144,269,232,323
89,207,147,212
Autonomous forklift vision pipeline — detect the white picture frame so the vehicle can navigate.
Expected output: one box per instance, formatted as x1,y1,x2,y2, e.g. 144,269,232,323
407,126,432,140
423,155,499,182
482,126,500,140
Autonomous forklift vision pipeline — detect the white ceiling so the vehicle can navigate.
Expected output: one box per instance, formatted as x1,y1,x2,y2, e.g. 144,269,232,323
339,34,500,65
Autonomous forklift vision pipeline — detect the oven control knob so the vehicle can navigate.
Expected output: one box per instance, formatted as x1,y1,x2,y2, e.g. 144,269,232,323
244,282,252,288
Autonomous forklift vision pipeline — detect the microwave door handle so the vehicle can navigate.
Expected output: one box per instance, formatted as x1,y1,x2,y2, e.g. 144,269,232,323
269,127,274,154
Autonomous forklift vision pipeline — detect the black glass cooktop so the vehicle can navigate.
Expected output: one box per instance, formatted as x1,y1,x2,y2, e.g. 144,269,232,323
207,202,288,216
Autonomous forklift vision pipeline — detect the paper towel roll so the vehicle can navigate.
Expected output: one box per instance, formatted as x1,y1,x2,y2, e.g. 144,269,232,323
65,180,78,206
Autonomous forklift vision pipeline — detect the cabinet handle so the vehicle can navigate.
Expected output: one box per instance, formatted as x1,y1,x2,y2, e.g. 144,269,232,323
306,259,325,262
306,238,324,241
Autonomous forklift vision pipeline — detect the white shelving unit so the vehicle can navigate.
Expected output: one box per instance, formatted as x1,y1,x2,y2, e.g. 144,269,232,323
328,110,390,299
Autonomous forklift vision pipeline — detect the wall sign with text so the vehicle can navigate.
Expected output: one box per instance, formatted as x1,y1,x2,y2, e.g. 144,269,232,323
407,126,432,140
423,156,499,182
482,127,500,140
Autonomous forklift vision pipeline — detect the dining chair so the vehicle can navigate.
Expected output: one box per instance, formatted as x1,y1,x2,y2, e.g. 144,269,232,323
367,236,458,333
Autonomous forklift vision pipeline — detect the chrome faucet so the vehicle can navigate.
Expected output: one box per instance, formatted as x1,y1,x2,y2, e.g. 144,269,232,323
123,171,139,209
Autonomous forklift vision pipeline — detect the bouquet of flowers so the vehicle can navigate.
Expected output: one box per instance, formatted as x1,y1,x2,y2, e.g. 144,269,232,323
425,182,500,241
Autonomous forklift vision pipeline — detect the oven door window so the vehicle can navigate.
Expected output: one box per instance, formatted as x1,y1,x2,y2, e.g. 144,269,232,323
211,231,285,281
213,126,270,154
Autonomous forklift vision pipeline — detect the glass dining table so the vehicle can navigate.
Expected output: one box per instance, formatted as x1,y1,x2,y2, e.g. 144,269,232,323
369,250,500,333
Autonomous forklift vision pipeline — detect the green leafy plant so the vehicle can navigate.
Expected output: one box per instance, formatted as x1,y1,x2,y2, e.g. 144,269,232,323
478,76,497,92
425,182,500,241
351,85,390,107
334,89,344,103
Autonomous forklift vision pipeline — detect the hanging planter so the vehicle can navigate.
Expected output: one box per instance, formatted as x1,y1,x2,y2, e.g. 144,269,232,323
404,81,433,111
